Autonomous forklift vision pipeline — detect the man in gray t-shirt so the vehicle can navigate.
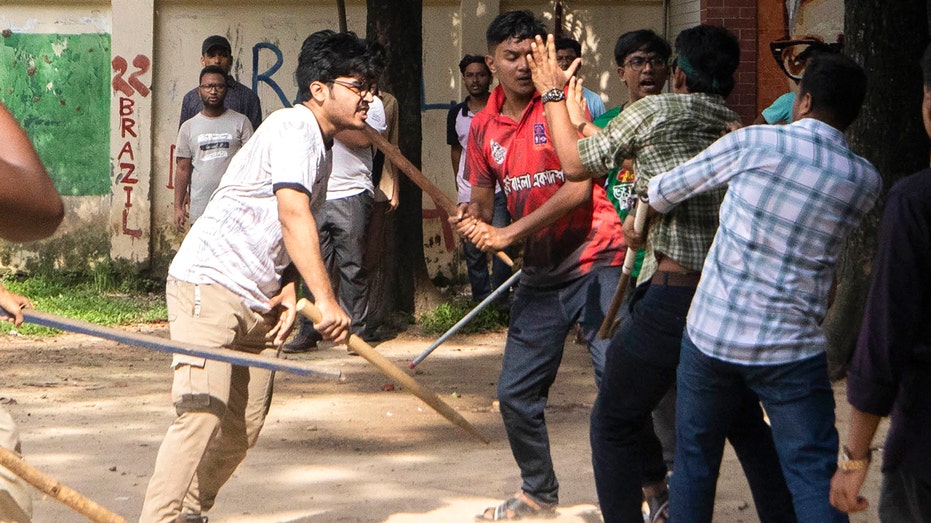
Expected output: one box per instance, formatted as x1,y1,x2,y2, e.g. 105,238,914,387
174,65,253,230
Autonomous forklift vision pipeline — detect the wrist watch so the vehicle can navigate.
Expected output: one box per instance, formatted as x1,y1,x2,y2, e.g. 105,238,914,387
838,445,872,471
541,88,565,104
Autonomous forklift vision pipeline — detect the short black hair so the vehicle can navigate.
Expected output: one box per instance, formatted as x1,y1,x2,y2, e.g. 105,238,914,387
798,52,867,130
295,30,375,103
614,29,671,67
554,37,582,57
674,24,740,97
922,43,931,86
199,65,228,83
486,10,546,50
459,54,490,75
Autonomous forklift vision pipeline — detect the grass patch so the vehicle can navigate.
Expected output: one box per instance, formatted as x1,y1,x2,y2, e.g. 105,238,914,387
1,263,167,336
419,297,509,335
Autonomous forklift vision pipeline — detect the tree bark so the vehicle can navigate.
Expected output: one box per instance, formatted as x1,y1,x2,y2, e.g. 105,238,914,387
824,0,928,378
366,0,443,321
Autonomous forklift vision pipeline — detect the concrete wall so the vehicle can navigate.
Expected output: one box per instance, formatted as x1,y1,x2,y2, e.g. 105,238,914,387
1,0,667,281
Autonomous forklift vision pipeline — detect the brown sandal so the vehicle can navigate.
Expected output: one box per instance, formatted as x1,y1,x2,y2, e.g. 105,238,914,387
476,491,557,520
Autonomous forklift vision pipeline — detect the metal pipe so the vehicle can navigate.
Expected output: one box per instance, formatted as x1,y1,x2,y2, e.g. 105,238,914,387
20,309,340,380
410,269,522,369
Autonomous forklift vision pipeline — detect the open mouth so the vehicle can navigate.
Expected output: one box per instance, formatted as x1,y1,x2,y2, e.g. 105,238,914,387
639,78,661,92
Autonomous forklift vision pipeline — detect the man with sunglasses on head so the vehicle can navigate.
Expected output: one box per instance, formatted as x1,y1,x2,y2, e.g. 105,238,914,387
174,65,253,232
140,30,374,523
180,35,263,130
530,24,793,523
754,35,842,125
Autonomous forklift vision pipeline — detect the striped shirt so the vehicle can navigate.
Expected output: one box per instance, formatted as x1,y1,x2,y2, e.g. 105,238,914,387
169,104,332,312
577,93,738,281
649,118,881,365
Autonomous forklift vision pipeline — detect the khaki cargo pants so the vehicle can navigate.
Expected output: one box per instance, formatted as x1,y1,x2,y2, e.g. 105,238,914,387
139,278,277,523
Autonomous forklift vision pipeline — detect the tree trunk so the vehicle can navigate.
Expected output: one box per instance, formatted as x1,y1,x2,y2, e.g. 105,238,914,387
366,0,443,322
823,0,928,378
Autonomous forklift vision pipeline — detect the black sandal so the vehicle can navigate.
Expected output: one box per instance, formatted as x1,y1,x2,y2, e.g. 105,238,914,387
476,491,557,521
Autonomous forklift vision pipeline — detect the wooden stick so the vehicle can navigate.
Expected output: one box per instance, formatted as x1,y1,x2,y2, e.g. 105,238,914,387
0,446,127,523
362,124,514,268
598,196,650,339
296,299,489,444
19,310,340,380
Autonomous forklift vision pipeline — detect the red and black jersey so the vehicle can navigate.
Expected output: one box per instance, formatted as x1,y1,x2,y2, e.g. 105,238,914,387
466,86,625,285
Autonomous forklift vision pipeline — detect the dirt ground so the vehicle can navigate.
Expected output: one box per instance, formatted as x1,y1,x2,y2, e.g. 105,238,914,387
0,323,886,523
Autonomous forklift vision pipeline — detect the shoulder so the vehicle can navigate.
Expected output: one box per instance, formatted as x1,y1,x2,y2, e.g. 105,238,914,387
889,168,931,202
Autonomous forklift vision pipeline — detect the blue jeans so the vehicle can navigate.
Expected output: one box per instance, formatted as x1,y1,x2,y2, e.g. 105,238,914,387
672,335,846,523
498,265,620,505
590,282,794,523
463,191,511,301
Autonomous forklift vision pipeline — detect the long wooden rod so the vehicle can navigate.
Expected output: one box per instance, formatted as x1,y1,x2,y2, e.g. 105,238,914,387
296,299,489,444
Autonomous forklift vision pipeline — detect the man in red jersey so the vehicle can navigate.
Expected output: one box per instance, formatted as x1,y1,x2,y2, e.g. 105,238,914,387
456,10,626,521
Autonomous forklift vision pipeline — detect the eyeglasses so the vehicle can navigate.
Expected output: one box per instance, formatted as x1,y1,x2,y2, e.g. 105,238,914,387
769,39,843,81
332,79,372,98
199,83,228,92
623,56,668,71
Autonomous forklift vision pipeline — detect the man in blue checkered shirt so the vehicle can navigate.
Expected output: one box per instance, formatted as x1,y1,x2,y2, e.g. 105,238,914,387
647,53,881,522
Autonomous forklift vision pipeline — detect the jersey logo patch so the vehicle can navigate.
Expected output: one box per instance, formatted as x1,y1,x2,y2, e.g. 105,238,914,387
533,123,547,145
490,140,507,165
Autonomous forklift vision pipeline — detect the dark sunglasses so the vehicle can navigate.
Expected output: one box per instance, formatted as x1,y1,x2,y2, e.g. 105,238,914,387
769,39,843,81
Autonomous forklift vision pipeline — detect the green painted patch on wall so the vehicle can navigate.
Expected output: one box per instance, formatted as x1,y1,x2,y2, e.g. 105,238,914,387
0,33,111,196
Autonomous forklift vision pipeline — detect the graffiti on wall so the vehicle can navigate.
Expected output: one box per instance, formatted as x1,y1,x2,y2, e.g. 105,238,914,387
0,32,111,196
112,53,151,238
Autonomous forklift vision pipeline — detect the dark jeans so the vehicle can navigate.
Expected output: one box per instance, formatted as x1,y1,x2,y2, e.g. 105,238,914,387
498,265,620,505
590,281,794,523
463,191,511,301
672,335,842,523
297,191,373,337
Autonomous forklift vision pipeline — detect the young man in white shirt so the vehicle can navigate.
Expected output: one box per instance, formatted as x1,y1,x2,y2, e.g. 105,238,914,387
140,30,376,523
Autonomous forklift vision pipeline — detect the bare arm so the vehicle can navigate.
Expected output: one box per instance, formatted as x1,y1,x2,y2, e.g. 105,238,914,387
0,284,31,327
174,157,192,231
265,264,299,345
277,187,350,343
830,407,882,514
460,179,592,252
527,35,588,180
465,185,495,224
0,103,64,242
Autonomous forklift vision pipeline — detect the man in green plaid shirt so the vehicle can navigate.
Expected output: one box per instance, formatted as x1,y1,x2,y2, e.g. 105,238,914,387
529,24,794,523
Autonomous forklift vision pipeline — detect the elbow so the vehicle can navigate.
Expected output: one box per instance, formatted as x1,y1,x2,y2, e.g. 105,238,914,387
562,159,589,182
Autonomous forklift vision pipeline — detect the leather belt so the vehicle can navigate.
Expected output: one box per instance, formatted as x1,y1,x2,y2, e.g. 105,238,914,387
652,270,701,287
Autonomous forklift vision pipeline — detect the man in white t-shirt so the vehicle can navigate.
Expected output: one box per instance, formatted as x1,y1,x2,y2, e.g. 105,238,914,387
284,95,389,352
140,30,376,523
174,65,253,230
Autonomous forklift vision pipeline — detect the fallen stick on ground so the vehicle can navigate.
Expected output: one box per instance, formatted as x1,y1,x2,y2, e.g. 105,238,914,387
410,269,522,369
19,309,340,380
0,445,127,523
296,299,490,444
362,123,514,268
